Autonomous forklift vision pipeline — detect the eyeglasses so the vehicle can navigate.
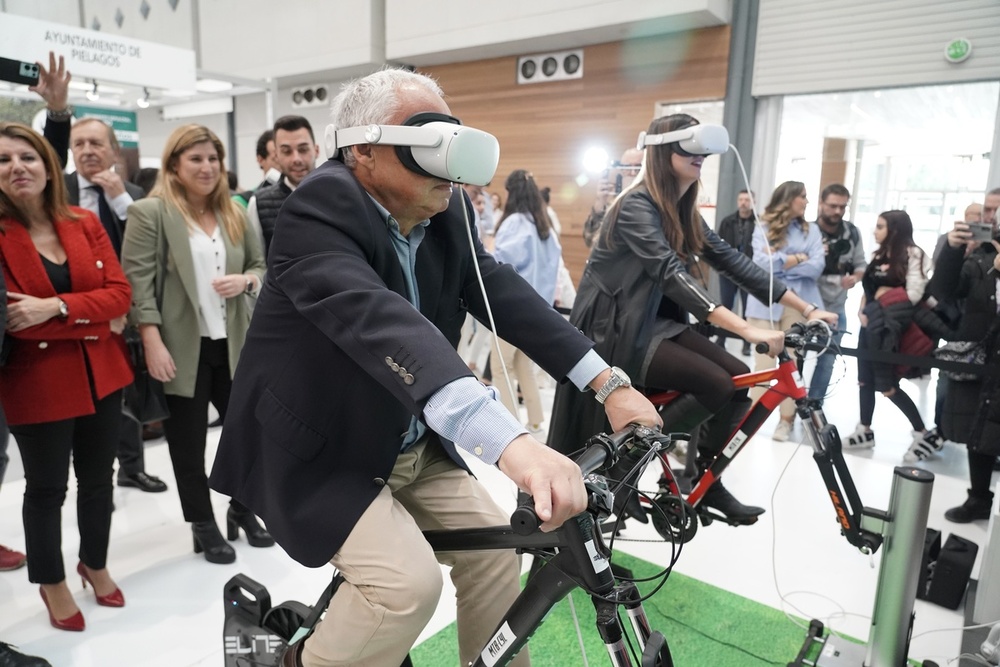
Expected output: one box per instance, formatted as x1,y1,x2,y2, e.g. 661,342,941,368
824,203,848,210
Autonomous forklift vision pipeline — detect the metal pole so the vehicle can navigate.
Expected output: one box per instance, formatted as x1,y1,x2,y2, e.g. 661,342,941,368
865,466,934,667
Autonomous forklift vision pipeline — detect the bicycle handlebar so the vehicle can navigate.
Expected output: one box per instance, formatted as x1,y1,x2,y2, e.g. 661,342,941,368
754,320,835,355
510,425,673,535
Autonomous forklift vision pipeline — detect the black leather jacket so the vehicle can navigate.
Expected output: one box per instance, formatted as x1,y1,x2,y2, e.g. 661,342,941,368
549,185,787,454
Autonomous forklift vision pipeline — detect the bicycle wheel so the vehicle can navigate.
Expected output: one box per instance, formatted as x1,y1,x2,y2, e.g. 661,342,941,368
650,493,697,543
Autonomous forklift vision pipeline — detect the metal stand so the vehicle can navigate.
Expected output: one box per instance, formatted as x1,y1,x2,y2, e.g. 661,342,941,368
813,466,935,667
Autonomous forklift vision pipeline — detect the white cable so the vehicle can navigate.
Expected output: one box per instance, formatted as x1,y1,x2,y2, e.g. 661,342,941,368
456,185,520,428
566,592,591,667
729,144,777,330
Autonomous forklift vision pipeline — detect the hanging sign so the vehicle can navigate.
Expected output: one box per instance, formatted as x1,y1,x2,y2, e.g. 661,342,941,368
0,13,196,92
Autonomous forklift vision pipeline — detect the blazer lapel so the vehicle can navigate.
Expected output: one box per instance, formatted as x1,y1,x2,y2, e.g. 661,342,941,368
55,215,100,292
0,222,56,297
160,205,201,313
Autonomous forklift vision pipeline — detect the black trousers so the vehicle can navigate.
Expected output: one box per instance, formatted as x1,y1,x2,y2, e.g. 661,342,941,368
116,408,145,477
10,390,122,584
163,338,233,523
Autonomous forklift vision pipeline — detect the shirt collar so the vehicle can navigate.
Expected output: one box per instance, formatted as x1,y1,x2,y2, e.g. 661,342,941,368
366,194,430,236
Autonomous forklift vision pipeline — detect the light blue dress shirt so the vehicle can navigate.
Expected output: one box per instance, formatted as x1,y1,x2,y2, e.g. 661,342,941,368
744,218,825,321
492,211,562,303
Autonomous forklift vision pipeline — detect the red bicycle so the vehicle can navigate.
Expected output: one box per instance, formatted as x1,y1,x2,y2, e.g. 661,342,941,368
621,321,880,553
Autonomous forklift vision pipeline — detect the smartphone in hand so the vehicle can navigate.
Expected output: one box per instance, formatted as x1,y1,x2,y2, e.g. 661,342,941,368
0,57,40,86
968,222,994,243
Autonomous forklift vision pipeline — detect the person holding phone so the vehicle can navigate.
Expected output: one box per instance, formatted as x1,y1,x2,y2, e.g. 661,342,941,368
932,188,1000,522
582,148,643,248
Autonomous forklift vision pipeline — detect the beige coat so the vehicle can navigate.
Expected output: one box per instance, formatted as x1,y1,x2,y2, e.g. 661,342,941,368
122,197,266,397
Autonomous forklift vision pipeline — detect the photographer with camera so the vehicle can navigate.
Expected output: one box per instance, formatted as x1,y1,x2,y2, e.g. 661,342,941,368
809,184,866,405
582,148,643,248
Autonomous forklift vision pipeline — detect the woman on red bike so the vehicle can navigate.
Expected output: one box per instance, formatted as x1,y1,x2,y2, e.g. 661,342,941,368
549,113,836,522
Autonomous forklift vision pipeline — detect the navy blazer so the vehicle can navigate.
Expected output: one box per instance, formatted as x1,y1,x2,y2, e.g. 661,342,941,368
209,159,594,567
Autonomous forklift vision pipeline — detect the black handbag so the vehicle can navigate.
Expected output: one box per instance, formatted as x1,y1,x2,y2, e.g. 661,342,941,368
933,340,987,381
122,326,170,424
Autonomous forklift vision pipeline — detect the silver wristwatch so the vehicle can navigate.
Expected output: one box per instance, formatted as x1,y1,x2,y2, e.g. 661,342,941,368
595,366,631,404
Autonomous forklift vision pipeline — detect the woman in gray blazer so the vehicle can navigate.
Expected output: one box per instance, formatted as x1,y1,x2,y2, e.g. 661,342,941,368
121,125,268,564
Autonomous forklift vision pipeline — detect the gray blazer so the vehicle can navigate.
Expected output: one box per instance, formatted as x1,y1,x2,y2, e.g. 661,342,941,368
121,197,266,398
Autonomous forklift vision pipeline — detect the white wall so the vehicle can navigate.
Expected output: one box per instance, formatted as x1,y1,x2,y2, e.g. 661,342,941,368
754,0,1000,96
386,0,729,65
196,0,382,80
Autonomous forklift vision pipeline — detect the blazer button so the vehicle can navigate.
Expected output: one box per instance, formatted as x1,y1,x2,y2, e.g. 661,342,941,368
373,477,386,487
390,362,400,372
397,367,407,378
384,356,394,366
38,342,48,349
403,374,414,385
96,260,104,269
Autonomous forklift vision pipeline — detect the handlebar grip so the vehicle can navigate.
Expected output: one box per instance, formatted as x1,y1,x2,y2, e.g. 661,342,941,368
510,504,540,536
755,342,769,354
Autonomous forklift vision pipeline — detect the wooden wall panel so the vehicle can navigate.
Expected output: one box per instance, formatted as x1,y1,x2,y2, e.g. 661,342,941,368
423,26,730,282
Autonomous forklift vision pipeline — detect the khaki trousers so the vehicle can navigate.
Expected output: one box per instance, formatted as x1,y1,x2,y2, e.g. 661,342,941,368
490,338,544,428
302,438,529,667
747,308,806,421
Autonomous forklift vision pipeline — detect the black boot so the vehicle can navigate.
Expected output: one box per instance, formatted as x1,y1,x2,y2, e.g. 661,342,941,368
0,642,52,667
944,490,994,523
695,397,765,522
700,481,765,521
227,504,276,547
192,521,237,564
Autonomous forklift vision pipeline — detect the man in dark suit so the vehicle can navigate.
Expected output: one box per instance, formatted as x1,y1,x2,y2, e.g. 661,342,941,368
66,119,167,494
209,69,659,667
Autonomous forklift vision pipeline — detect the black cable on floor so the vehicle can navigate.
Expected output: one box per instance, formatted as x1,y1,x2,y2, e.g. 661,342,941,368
651,605,787,666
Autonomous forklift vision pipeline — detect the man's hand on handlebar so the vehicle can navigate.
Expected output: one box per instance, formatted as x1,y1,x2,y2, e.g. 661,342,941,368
497,434,588,533
603,386,661,432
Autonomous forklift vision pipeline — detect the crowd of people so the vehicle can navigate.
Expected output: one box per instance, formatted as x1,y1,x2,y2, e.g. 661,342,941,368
0,52,997,667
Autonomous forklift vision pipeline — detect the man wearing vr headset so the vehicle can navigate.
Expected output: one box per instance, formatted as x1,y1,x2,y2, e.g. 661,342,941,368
209,68,659,667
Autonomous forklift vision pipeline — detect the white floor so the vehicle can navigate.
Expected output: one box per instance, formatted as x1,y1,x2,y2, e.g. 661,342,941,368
0,340,997,667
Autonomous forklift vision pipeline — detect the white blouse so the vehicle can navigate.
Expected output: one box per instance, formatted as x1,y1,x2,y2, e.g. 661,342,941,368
188,223,228,340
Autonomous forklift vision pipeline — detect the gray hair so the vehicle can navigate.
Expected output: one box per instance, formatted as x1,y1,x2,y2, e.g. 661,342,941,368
330,68,444,167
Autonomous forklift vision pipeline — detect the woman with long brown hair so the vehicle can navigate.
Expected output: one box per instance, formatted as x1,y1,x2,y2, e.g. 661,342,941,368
489,169,562,433
0,122,132,630
550,113,835,523
121,124,268,564
840,210,934,452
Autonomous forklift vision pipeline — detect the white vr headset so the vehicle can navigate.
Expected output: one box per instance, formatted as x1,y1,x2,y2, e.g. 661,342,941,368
636,123,730,157
324,112,500,186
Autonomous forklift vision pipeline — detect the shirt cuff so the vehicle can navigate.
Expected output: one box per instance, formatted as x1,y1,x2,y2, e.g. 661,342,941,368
423,376,526,465
566,349,607,391
110,192,134,220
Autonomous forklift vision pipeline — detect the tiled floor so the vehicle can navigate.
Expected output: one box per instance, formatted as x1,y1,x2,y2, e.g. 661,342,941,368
0,339,996,666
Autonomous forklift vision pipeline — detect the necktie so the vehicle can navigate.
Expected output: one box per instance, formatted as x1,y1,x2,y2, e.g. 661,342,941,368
89,184,123,256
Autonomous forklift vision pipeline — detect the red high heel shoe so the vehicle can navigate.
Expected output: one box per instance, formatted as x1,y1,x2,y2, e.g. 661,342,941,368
77,562,125,607
39,586,85,632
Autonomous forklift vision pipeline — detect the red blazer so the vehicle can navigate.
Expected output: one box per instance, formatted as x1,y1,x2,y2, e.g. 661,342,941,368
0,208,133,426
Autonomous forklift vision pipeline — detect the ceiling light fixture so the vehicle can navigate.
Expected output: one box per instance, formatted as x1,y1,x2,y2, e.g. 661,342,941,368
86,80,100,101
137,87,151,108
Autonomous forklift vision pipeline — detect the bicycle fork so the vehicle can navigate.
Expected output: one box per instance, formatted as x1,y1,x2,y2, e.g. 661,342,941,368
594,582,674,667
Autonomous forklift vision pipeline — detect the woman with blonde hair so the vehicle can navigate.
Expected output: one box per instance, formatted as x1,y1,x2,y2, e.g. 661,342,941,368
744,181,826,442
0,122,132,630
122,124,268,564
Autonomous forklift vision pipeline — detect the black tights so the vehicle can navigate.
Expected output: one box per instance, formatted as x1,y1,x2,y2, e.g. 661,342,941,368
969,449,996,499
643,329,749,412
857,328,925,431
642,329,750,456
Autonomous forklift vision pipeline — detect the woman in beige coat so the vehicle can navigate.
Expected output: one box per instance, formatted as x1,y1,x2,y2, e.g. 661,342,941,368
122,125,268,564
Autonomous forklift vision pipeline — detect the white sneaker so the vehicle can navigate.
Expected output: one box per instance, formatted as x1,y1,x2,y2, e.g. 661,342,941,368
903,428,944,463
773,419,793,442
842,424,875,449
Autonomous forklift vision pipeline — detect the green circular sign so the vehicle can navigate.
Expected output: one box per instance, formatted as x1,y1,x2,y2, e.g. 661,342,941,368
945,38,972,63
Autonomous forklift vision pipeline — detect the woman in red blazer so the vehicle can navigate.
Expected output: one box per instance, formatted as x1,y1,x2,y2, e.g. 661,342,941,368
0,122,132,632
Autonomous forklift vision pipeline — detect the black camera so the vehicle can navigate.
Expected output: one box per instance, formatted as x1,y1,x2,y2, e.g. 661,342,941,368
824,238,854,275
